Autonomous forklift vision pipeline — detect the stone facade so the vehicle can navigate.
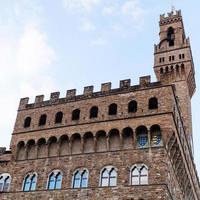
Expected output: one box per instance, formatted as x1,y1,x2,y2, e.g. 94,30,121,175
0,9,199,200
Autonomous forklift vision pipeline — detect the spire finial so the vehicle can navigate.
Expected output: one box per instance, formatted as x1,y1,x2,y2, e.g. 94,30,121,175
171,5,176,13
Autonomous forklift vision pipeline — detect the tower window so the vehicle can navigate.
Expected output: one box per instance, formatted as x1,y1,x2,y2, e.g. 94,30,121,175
150,125,162,146
24,117,31,128
72,169,89,188
167,27,175,46
0,173,11,192
128,100,137,113
172,55,175,61
90,106,98,119
72,109,80,121
148,97,158,110
55,112,63,124
23,173,37,192
136,126,148,148
100,166,117,187
47,170,62,190
108,103,117,115
130,164,148,185
39,114,47,126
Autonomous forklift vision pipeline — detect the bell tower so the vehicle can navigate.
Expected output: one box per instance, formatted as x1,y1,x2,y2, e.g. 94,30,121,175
154,10,196,148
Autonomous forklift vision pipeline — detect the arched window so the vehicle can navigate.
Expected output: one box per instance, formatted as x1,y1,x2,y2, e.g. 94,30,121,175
24,117,31,128
17,141,26,160
100,166,117,187
47,170,62,190
23,173,37,191
148,97,158,110
167,27,175,46
108,103,117,115
72,109,80,121
90,106,98,119
55,112,63,124
136,126,148,148
150,125,162,146
128,100,137,113
0,173,11,192
72,169,89,188
130,164,148,185
39,114,47,126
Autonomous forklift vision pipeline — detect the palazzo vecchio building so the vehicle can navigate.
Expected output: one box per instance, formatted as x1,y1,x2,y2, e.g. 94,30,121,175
0,9,200,200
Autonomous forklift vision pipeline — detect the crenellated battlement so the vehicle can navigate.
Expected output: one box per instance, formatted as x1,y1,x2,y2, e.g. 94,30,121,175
159,10,182,26
18,76,161,110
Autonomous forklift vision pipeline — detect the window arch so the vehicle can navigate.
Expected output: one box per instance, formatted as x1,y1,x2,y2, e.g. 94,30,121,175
47,170,62,190
150,125,162,146
136,126,148,148
24,117,31,128
39,114,47,126
55,112,63,124
100,166,117,187
148,97,158,110
90,106,98,119
72,169,89,188
167,27,175,46
128,100,137,113
17,141,26,160
0,173,11,192
23,173,37,192
160,67,164,74
130,164,148,185
108,103,117,115
72,109,80,121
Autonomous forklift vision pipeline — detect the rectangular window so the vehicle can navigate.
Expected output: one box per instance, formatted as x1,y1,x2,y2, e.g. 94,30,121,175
132,176,139,185
48,180,55,190
172,55,175,60
109,177,117,186
101,177,109,187
169,56,171,61
140,176,148,185
179,54,182,59
182,54,185,59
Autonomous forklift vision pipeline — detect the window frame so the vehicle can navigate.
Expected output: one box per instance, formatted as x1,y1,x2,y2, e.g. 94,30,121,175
72,169,89,189
130,164,148,185
99,166,118,187
47,170,63,190
55,111,63,124
0,173,11,192
108,103,118,116
22,173,37,192
89,106,98,119
24,116,31,128
72,109,80,121
39,114,47,126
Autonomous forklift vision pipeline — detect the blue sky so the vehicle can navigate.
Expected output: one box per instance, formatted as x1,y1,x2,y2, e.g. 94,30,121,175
0,0,200,173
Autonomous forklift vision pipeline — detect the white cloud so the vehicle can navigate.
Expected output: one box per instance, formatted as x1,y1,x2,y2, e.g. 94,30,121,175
62,0,100,12
17,23,56,75
91,37,108,46
0,2,57,149
79,20,96,32
62,0,146,44
121,0,144,24
102,6,116,16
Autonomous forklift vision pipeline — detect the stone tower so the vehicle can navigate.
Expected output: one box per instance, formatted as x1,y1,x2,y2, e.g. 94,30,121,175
154,10,196,149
